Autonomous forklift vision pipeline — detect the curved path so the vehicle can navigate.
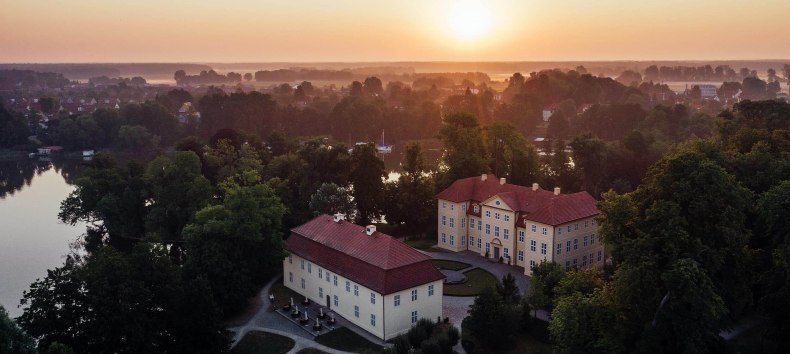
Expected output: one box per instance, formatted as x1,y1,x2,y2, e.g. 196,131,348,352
228,277,354,354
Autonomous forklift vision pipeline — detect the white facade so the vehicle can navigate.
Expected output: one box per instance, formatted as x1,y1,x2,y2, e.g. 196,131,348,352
283,253,443,340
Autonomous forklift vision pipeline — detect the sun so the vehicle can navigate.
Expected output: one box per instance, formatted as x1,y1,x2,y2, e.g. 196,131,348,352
446,0,493,42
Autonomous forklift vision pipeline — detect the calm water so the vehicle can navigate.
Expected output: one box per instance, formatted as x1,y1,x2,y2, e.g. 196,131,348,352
0,159,86,317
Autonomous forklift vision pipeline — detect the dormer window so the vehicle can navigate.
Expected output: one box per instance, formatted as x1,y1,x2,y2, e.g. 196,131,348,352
473,205,479,213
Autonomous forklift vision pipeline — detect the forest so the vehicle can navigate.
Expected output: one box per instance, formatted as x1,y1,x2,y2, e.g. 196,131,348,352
1,67,789,353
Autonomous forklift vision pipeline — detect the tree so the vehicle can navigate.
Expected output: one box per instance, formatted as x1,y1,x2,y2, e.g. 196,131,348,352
546,110,570,139
350,143,385,224
527,260,564,311
363,76,384,96
437,112,488,188
0,103,29,148
555,266,604,299
383,143,436,233
117,125,160,154
465,287,518,351
0,305,36,354
549,289,622,354
174,70,187,84
183,180,286,315
487,122,541,186
496,273,520,305
243,73,252,81
308,182,356,218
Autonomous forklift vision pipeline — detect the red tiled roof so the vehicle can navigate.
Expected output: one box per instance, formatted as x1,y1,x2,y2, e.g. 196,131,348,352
436,174,598,226
287,215,445,295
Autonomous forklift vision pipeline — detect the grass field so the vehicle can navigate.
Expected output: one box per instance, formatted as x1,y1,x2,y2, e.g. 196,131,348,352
404,237,437,250
315,327,381,352
231,331,295,354
443,268,499,296
431,259,471,271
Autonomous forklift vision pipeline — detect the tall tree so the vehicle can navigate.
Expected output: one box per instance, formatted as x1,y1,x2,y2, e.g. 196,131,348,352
383,143,436,234
437,112,488,188
309,182,356,218
350,143,385,224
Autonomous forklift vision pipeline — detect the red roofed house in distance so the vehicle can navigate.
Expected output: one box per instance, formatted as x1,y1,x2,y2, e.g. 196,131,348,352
436,174,604,276
283,214,445,340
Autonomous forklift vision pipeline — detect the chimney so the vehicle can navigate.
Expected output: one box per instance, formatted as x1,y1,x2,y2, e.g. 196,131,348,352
499,178,506,185
365,225,376,236
532,183,539,191
554,187,561,196
481,174,487,181
332,214,345,223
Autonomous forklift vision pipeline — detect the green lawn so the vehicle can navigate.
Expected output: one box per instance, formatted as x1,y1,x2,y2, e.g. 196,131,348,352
295,349,329,354
315,327,381,352
431,259,471,271
404,237,437,250
232,331,295,354
443,268,499,296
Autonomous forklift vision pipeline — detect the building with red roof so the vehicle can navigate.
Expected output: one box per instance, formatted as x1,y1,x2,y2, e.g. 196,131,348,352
436,174,604,275
284,214,445,340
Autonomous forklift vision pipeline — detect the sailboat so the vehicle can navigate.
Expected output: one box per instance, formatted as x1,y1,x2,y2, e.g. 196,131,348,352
376,130,393,153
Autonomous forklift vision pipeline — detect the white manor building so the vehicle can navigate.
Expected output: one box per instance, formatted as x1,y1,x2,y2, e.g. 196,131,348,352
283,214,445,341
436,174,604,275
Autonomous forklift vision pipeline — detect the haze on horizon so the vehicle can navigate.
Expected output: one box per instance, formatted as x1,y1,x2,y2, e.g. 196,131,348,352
1,0,789,63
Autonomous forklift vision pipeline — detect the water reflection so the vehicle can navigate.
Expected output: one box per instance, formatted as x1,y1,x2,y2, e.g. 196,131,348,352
0,158,86,199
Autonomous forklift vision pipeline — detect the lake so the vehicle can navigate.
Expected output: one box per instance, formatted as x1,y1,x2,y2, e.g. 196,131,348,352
0,159,86,318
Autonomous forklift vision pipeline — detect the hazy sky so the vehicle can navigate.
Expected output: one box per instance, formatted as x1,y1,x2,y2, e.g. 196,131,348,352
1,0,788,62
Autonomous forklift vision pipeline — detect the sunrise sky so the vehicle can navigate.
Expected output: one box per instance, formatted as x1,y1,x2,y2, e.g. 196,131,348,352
1,0,789,63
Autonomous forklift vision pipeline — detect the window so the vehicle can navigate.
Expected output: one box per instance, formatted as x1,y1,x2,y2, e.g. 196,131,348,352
574,239,578,250
584,235,589,246
301,278,305,289
592,219,596,226
346,281,350,292
462,204,466,211
485,242,490,254
473,205,479,213
308,263,312,273
429,284,435,296
450,204,454,210
529,260,536,270
470,236,475,246
566,241,571,252
504,229,509,239
478,222,481,231
565,261,570,270
582,256,588,266
449,218,454,227
411,311,418,324
370,293,376,304
461,218,466,228
301,260,305,270
477,238,481,248
354,285,359,296
542,227,547,235
518,230,525,242
495,212,500,220
567,225,572,232
461,236,466,246
504,248,510,257
585,220,589,228
289,272,293,282
494,226,500,237
289,255,292,264
441,216,446,226
354,306,359,318
573,258,577,266
411,289,418,301
319,287,323,298
485,224,491,235
334,275,338,286
598,250,602,262
334,295,339,306
556,243,562,255
318,268,322,278
531,225,537,233
518,250,524,261
470,219,475,229
590,233,596,245
394,295,400,307
575,223,579,231
485,210,491,217
326,271,330,282
541,243,547,255
558,227,562,235
442,202,446,209
371,314,376,327
504,214,510,221
530,240,536,252
441,233,446,243
449,235,454,245
590,253,594,264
